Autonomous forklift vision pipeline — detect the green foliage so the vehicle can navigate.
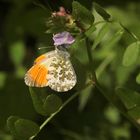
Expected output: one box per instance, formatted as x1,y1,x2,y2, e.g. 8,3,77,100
46,17,68,34
72,1,94,29
29,88,62,116
9,40,25,67
70,36,89,90
0,72,7,88
104,106,121,124
93,2,111,21
128,106,140,121
71,37,89,65
122,41,140,66
116,87,140,110
92,23,109,49
103,29,124,49
15,65,26,78
78,84,93,111
136,73,140,84
1,0,140,140
111,125,130,139
7,116,20,139
115,87,140,127
14,119,39,139
29,87,48,116
85,24,96,39
7,116,39,140
43,94,62,115
70,56,87,90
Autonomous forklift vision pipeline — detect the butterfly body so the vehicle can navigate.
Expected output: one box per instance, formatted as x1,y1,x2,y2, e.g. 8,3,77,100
25,48,77,92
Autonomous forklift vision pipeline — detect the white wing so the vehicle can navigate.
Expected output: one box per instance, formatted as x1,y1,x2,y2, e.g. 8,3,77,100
25,49,77,92
47,50,77,92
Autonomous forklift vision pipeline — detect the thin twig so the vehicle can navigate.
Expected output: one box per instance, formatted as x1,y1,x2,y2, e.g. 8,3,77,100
85,36,140,131
85,37,97,83
29,83,91,140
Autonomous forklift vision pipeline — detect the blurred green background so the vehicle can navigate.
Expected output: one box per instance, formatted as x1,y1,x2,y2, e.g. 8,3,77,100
0,0,140,139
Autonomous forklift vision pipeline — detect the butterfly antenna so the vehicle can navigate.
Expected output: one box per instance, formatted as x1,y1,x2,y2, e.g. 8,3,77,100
38,46,54,50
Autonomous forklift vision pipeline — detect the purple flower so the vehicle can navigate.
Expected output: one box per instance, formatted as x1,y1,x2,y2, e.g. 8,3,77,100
53,31,75,47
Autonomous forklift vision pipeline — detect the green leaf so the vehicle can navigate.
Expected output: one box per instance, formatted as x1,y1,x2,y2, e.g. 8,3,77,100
79,84,93,111
72,1,94,29
122,41,140,66
96,53,115,78
9,40,25,67
111,126,130,139
92,23,109,49
103,29,124,49
15,65,26,78
127,106,140,123
93,2,111,21
104,106,121,124
70,56,87,90
116,87,140,110
29,88,62,116
94,29,123,59
70,36,88,90
43,94,62,115
7,116,20,139
85,24,96,40
46,17,67,34
29,87,48,116
7,116,39,139
119,23,139,41
0,72,7,88
136,73,140,84
14,119,39,139
71,37,89,65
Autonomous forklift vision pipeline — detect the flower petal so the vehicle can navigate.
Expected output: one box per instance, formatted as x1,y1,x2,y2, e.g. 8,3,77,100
53,32,75,46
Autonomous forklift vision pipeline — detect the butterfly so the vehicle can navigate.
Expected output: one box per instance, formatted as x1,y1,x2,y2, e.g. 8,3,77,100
24,47,77,92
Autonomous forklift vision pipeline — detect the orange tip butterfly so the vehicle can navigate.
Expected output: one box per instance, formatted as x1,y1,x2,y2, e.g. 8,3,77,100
24,47,77,92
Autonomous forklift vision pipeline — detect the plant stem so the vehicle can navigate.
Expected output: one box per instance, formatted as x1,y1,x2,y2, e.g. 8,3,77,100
29,83,91,140
95,82,140,131
85,37,97,83
94,20,106,26
39,90,82,131
85,36,140,131
96,53,115,78
119,22,139,41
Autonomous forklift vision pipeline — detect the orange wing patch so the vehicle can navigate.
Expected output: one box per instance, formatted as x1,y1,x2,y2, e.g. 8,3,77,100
25,64,48,87
34,55,46,64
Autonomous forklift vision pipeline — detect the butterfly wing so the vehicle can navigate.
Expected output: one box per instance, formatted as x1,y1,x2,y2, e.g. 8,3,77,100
25,50,77,92
24,51,56,87
47,50,77,92
25,64,48,87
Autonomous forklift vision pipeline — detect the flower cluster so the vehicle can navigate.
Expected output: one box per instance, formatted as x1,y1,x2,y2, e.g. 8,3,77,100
52,7,68,17
51,7,75,47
